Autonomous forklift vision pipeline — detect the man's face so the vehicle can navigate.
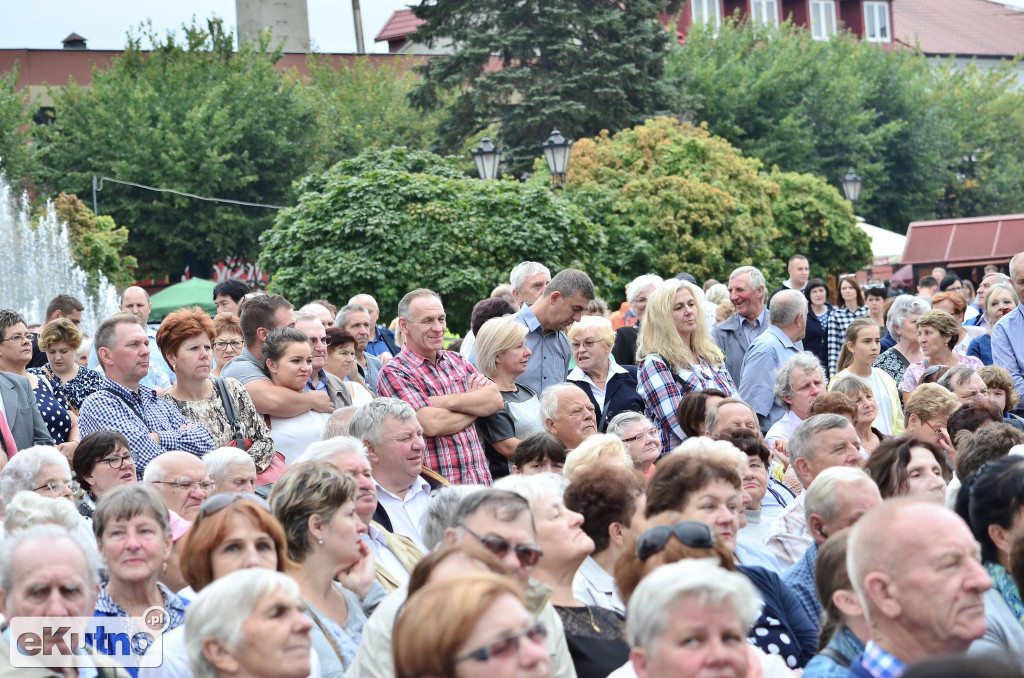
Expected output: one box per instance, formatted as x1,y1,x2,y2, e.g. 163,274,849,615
368,415,425,490
515,271,551,306
788,258,809,287
330,452,378,526
272,307,296,332
120,287,152,325
54,308,83,326
352,295,380,327
547,291,590,331
457,509,539,588
976,274,1001,305
711,403,759,436
0,538,97,624
728,273,764,321
104,322,150,383
953,374,992,407
784,368,825,420
215,463,258,495
817,482,881,542
152,455,213,521
295,317,327,373
879,509,991,654
1013,261,1024,306
801,425,862,485
546,389,597,449
214,294,240,315
344,311,373,352
401,296,447,356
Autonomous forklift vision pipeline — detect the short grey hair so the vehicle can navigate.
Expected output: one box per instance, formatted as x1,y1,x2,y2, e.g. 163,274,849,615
322,405,360,438
0,524,102,593
627,559,762,652
348,398,418,446
938,365,978,393
544,269,596,302
607,411,651,439
421,485,486,550
540,383,583,422
334,303,370,328
3,492,82,535
804,466,874,525
729,266,767,299
626,275,664,303
0,446,70,508
187,569,302,678
705,397,757,436
93,484,171,541
142,450,206,484
774,352,823,408
292,310,321,325
294,436,370,465
789,414,853,485
769,289,808,326
94,312,144,353
398,288,442,322
1010,253,1023,279
493,472,569,510
203,447,256,484
510,262,551,294
885,295,930,338
705,283,729,306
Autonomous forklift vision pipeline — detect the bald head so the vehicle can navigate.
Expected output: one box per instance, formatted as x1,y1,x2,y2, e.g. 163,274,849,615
143,451,212,520
349,294,380,326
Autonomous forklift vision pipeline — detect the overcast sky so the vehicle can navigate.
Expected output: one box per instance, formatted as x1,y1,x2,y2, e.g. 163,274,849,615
0,1,412,53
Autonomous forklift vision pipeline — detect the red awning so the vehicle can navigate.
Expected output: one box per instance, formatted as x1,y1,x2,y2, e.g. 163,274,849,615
900,214,1024,266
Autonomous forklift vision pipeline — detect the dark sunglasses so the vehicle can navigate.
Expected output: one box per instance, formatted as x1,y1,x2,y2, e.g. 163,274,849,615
460,524,543,567
635,521,716,560
455,621,548,662
922,365,944,377
198,492,271,520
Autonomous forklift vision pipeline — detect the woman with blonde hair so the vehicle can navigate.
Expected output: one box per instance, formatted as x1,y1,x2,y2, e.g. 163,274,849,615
562,434,635,482
968,284,1020,365
829,318,903,437
637,279,736,455
474,316,544,480
930,291,985,356
903,383,961,463
566,316,642,432
29,317,104,412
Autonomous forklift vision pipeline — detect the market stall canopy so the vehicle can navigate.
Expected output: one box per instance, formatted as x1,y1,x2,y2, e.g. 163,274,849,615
859,222,907,266
901,214,1024,267
149,278,217,322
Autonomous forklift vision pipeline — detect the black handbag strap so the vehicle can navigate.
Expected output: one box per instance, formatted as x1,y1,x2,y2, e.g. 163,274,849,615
212,376,245,447
102,387,145,422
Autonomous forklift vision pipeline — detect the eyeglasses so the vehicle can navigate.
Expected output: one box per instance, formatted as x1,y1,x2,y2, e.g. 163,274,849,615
621,427,658,445
570,339,601,352
1,334,30,344
635,521,716,560
34,480,80,496
151,479,217,493
97,453,135,470
198,492,271,520
455,621,548,663
212,340,244,350
306,337,327,346
460,525,543,567
924,420,948,435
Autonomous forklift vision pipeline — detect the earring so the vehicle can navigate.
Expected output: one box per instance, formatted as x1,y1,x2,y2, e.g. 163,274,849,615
317,539,324,545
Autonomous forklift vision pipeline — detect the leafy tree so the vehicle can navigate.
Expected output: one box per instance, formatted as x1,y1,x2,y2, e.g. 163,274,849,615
409,0,688,175
45,193,137,294
261,148,604,331
302,55,444,167
0,66,33,189
34,18,318,279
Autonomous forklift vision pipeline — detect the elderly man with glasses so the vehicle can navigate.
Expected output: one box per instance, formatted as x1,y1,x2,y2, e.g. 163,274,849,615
143,449,216,521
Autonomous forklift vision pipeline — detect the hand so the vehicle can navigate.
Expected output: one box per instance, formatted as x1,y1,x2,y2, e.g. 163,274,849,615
466,373,492,392
337,541,376,599
770,439,790,468
57,441,79,461
308,391,335,414
178,423,196,430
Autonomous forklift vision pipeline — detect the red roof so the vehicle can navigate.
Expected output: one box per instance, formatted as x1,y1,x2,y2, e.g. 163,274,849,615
374,9,425,44
894,0,1024,57
901,214,1024,266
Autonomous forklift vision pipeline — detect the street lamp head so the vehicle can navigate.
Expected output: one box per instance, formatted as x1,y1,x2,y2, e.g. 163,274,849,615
541,129,573,185
470,137,501,180
841,168,863,204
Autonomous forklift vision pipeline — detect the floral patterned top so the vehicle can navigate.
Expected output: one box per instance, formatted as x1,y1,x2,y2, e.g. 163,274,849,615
28,364,105,413
873,347,910,385
161,376,276,471
898,354,985,393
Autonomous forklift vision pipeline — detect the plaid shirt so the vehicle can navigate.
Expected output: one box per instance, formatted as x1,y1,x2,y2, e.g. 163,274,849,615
783,541,822,633
637,354,737,455
78,377,215,478
858,641,907,678
826,305,868,376
377,347,492,485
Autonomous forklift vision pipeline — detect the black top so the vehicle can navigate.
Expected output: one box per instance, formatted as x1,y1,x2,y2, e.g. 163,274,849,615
567,367,644,433
611,325,639,366
555,605,629,678
475,384,541,480
803,303,832,378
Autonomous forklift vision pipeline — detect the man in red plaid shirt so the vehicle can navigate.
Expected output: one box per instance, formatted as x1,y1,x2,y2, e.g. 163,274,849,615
377,288,504,484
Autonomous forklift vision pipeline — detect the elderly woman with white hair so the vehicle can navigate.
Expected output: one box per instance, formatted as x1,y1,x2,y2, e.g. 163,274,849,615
203,446,258,495
495,473,630,678
0,444,79,507
474,316,545,480
607,411,661,478
186,568,314,678
3,490,82,534
567,316,643,432
627,559,763,678
873,295,928,385
612,274,664,367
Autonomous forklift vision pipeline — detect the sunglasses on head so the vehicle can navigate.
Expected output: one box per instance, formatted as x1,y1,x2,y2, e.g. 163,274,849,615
198,492,271,520
635,521,716,560
460,524,544,567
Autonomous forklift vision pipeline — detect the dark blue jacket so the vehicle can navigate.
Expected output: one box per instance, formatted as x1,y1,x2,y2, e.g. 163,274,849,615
804,303,832,376
567,366,644,432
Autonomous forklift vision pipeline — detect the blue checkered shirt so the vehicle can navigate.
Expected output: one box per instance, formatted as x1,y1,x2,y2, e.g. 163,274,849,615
783,541,822,634
79,377,215,477
859,640,907,678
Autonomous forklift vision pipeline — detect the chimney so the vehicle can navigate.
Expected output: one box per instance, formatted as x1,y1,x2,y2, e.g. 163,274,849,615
62,33,88,50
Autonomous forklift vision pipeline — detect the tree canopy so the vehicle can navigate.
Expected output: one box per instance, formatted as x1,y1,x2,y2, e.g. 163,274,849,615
0,67,33,189
45,193,137,294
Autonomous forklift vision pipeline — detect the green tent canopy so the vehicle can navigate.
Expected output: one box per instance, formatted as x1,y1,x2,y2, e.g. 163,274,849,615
149,278,218,322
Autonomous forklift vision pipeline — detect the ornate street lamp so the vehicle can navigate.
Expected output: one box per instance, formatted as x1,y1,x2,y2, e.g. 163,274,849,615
541,129,573,187
470,137,501,180
840,168,863,206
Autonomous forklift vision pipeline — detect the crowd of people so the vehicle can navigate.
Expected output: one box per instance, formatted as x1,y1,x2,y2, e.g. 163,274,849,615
2,253,1024,678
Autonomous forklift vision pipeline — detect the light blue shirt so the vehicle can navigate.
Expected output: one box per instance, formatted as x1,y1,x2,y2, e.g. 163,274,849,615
738,325,803,433
993,304,1024,398
511,304,571,395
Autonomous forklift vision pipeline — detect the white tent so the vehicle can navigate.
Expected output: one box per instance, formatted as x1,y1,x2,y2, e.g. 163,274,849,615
858,221,907,266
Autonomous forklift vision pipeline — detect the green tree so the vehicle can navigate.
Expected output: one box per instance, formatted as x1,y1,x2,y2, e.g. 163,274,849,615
45,193,138,294
0,66,33,189
409,0,688,175
668,19,948,232
261,148,604,331
34,18,318,279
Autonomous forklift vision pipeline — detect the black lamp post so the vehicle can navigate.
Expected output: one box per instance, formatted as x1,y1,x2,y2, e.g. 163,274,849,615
541,129,573,187
470,137,501,180
840,169,863,206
